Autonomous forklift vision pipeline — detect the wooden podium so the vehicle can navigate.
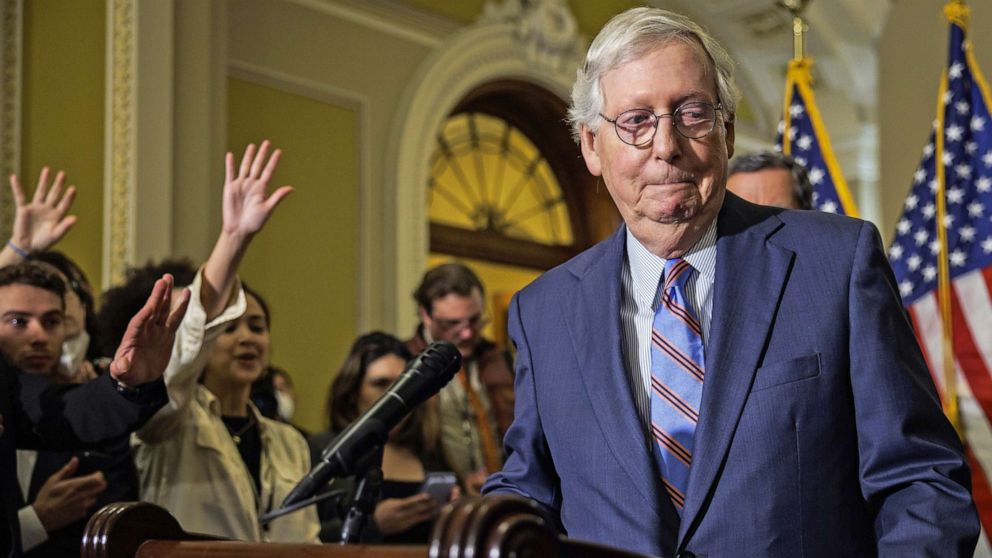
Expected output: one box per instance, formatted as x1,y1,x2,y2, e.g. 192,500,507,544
81,495,655,558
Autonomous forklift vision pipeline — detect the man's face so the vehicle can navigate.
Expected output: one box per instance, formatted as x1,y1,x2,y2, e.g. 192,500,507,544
0,284,65,375
727,168,799,209
420,288,486,359
580,40,734,235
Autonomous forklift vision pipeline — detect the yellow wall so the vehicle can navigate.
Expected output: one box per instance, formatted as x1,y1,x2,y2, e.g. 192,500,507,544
401,0,644,37
21,0,105,288
228,78,359,433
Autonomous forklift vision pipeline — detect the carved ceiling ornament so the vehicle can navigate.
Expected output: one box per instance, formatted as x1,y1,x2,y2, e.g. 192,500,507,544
478,0,586,80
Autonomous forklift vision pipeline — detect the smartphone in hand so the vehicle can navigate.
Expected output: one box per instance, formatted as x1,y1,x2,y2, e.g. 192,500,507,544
75,450,113,476
420,472,458,504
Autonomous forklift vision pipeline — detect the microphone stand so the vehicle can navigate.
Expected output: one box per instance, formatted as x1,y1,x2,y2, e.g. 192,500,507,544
339,444,385,544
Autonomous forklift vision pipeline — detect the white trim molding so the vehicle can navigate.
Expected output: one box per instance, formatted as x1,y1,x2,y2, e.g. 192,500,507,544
0,0,22,236
385,0,586,333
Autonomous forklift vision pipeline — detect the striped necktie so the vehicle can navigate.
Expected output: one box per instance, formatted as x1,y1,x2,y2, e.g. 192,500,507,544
650,258,704,513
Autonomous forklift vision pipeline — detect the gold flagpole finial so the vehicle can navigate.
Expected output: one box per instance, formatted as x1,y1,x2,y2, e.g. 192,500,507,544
779,0,812,61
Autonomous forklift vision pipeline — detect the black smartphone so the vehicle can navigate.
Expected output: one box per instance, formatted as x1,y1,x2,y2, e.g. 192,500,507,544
420,472,457,505
75,450,113,476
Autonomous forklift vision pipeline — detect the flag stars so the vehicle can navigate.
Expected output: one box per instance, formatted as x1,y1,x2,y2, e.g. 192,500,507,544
905,194,919,210
897,218,912,234
961,225,976,242
930,239,942,254
956,100,970,115
923,265,938,281
820,200,838,213
978,176,992,192
983,237,992,253
968,201,985,217
808,167,825,185
924,143,935,158
972,116,986,131
983,151,992,167
950,249,967,267
790,103,805,118
899,280,914,298
914,168,927,184
948,186,966,202
943,151,956,165
908,254,922,271
915,228,930,245
922,203,936,219
949,62,964,79
967,141,979,154
889,244,904,260
943,90,954,105
796,135,813,151
946,124,964,142
929,178,940,193
944,214,956,228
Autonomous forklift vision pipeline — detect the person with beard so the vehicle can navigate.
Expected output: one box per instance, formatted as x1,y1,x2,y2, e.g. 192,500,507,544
405,263,513,494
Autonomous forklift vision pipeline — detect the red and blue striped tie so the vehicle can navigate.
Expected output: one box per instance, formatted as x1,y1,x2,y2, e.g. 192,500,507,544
650,258,704,513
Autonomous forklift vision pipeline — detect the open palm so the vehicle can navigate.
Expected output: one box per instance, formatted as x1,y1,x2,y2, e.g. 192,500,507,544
222,140,293,238
9,167,77,251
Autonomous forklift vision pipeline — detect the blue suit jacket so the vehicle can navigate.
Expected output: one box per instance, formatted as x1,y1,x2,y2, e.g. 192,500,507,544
484,194,979,558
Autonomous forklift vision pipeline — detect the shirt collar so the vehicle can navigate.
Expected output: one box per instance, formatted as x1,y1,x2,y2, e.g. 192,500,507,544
626,217,718,307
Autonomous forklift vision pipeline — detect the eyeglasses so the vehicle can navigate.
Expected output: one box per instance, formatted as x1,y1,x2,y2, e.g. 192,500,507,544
430,313,490,333
599,101,723,146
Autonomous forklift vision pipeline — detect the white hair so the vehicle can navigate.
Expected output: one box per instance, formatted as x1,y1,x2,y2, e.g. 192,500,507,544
567,7,740,143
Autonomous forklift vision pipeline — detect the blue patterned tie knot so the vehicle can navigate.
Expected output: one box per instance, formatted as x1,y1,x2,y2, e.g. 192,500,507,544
650,258,704,514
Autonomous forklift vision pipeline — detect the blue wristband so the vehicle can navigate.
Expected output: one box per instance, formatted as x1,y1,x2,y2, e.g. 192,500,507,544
6,241,28,259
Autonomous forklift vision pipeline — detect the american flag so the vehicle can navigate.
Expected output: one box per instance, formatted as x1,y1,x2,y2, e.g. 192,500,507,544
775,58,860,216
887,4,992,553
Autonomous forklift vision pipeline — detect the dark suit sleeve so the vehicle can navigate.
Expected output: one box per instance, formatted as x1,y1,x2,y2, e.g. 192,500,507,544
848,221,979,555
11,370,166,451
482,293,562,525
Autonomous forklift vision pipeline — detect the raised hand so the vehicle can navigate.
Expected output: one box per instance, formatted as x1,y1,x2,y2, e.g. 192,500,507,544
222,140,293,240
201,140,293,320
9,167,77,253
110,274,191,388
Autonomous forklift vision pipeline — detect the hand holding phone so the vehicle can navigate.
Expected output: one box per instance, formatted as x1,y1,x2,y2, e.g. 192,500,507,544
420,471,458,505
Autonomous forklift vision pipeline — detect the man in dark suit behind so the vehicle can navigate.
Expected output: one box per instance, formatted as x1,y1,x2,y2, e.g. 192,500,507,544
483,7,978,558
0,266,188,557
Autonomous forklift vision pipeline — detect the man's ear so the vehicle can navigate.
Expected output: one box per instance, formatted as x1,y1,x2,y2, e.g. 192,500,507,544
579,124,603,177
418,305,431,326
723,118,735,160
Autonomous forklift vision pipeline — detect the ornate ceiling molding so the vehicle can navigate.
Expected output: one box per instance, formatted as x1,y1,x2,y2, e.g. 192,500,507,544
0,0,21,237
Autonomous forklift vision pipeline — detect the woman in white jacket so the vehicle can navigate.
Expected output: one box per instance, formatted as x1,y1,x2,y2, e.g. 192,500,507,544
129,141,319,542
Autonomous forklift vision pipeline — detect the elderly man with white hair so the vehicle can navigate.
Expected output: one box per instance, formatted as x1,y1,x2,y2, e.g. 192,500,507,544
483,7,978,558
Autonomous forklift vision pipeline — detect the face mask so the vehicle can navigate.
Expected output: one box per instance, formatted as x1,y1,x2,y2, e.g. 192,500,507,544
58,330,91,378
275,390,295,422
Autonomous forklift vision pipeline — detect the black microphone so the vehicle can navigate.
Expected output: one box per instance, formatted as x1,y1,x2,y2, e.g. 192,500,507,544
281,341,461,508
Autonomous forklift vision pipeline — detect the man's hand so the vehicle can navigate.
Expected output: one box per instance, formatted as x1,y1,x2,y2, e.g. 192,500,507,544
372,494,438,535
109,274,190,388
31,457,107,533
222,140,293,241
9,167,77,253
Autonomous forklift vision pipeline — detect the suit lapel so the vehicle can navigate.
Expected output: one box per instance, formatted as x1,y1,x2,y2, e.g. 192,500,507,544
562,226,679,527
678,196,794,542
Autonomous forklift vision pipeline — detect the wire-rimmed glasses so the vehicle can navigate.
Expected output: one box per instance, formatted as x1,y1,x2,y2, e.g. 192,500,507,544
599,101,723,146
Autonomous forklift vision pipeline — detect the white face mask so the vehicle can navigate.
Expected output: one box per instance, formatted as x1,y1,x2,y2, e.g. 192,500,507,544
58,330,90,378
275,390,295,422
